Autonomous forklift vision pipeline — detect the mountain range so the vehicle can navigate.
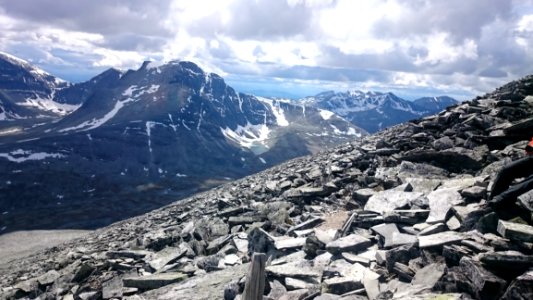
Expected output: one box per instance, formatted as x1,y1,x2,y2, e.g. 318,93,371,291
301,91,458,133
0,52,458,232
0,53,364,232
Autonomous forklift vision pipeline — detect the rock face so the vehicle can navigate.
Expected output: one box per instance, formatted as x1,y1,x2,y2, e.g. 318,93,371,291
1,73,533,299
0,53,365,233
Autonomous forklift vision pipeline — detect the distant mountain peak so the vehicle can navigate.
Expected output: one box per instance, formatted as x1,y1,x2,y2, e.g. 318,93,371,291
0,51,66,84
301,90,459,133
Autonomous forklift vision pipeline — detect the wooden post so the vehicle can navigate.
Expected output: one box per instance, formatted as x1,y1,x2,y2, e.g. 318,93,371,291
242,252,267,300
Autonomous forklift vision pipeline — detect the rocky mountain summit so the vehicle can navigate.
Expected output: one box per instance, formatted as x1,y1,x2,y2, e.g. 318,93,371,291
1,75,533,299
301,91,459,133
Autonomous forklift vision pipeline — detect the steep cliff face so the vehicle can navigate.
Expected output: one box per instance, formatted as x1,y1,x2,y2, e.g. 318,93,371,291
1,72,532,300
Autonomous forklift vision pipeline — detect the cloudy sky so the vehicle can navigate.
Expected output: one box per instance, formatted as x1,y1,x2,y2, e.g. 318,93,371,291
1,0,532,100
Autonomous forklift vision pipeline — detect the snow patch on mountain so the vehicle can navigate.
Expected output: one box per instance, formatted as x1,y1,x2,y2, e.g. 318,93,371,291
21,96,81,116
257,97,289,127
329,124,361,136
221,122,271,154
319,109,334,120
123,85,160,99
59,97,137,132
0,149,64,163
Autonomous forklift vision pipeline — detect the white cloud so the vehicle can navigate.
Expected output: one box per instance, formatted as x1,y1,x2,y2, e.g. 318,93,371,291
0,0,532,98
413,33,478,65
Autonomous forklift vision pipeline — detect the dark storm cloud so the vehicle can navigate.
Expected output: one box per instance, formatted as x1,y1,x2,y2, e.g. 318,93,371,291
0,0,174,37
98,34,168,52
316,46,418,74
186,0,322,40
373,0,513,42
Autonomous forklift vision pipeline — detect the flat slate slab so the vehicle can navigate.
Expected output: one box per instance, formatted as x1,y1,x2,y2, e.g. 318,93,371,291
364,190,424,214
274,237,307,250
418,231,464,248
326,234,372,254
426,188,463,224
148,247,186,271
479,251,533,268
497,219,533,242
123,273,188,290
266,260,323,279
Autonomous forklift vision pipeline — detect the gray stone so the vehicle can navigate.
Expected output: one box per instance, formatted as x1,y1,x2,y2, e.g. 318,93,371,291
275,237,307,251
217,206,252,218
391,292,468,300
266,260,322,279
148,247,187,271
36,270,60,286
426,188,464,224
383,210,430,224
402,177,442,194
106,250,151,260
228,215,262,226
208,236,234,256
393,262,415,281
418,231,464,248
102,277,123,299
518,189,533,212
442,245,473,266
479,251,533,269
287,217,324,236
497,219,533,242
501,270,533,300
78,291,99,300
459,257,506,300
123,273,188,290
446,216,461,231
314,229,337,245
371,223,417,248
411,263,446,290
452,203,491,230
14,279,37,293
326,234,372,255
461,186,487,200
418,223,447,236
223,254,240,266
384,244,420,272
353,188,375,202
433,136,454,150
285,277,318,290
364,190,424,214
341,253,371,267
247,227,276,255
323,276,363,295
362,269,381,300
72,263,95,283
139,263,249,300
278,289,312,300
267,280,287,299
371,223,398,241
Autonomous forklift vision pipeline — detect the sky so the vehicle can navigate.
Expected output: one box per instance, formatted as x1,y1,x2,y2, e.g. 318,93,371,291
1,0,533,100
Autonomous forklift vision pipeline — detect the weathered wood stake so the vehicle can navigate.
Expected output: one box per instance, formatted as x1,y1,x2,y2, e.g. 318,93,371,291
242,252,266,300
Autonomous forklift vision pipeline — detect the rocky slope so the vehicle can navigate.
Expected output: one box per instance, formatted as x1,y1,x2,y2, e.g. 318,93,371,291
301,91,459,133
1,76,533,299
0,57,364,232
